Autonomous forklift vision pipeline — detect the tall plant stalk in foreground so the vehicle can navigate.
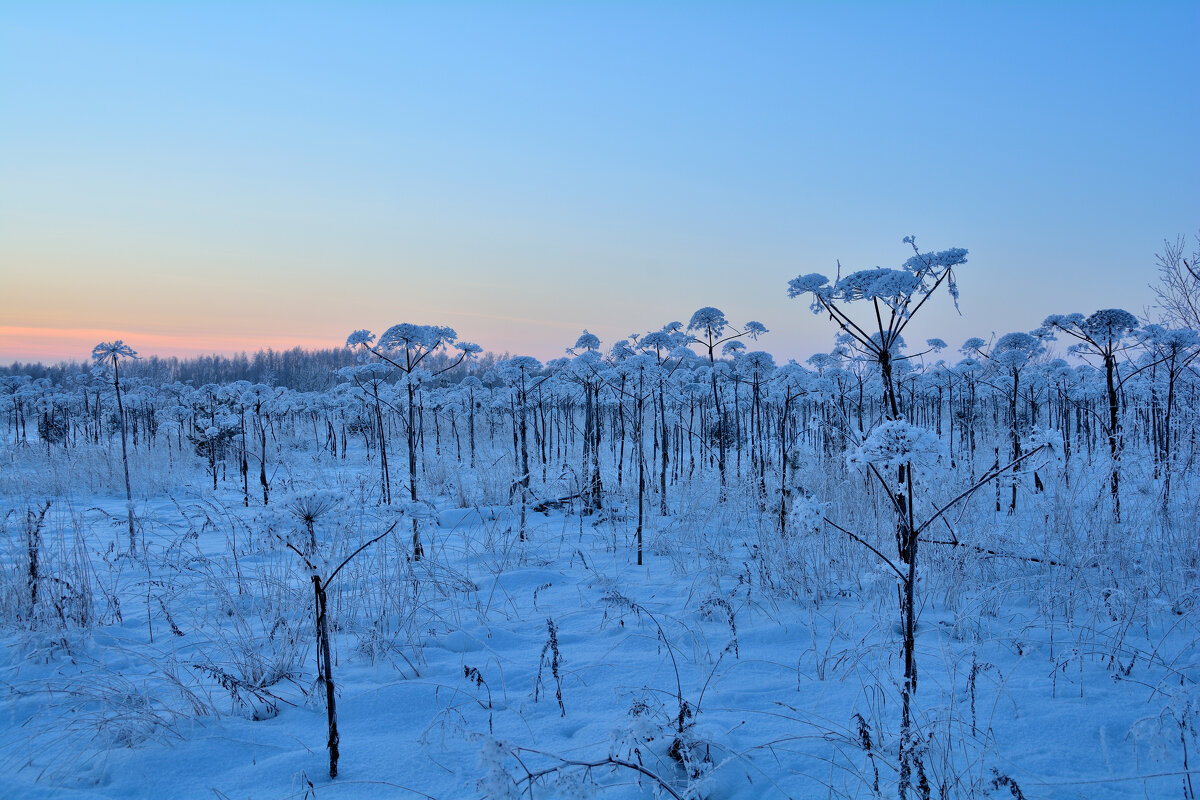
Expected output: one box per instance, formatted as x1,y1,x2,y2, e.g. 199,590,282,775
789,237,967,797
281,504,397,779
93,340,140,555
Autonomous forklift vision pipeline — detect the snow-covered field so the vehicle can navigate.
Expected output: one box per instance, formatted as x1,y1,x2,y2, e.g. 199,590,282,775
3,287,1199,799
2,393,1197,800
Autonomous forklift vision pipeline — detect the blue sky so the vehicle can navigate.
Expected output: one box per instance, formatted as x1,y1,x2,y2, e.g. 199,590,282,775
2,1,1197,363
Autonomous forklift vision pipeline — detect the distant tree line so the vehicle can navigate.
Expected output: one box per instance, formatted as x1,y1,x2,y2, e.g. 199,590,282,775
2,345,508,390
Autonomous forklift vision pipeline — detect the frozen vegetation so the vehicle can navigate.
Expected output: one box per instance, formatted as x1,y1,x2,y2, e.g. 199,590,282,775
2,239,1199,799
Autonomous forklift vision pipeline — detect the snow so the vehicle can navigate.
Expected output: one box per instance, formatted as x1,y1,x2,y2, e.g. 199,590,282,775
0,455,1193,799
2,316,1199,798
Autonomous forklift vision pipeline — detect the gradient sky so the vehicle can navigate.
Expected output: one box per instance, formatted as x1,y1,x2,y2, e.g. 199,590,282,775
2,1,1198,365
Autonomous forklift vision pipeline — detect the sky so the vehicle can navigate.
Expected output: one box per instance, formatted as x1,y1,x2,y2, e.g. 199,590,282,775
1,1,1198,366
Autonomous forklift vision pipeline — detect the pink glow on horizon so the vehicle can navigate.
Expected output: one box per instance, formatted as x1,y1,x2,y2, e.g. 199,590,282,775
0,326,343,365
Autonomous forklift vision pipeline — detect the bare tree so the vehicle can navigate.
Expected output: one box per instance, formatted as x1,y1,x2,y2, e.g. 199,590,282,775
1152,231,1200,330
